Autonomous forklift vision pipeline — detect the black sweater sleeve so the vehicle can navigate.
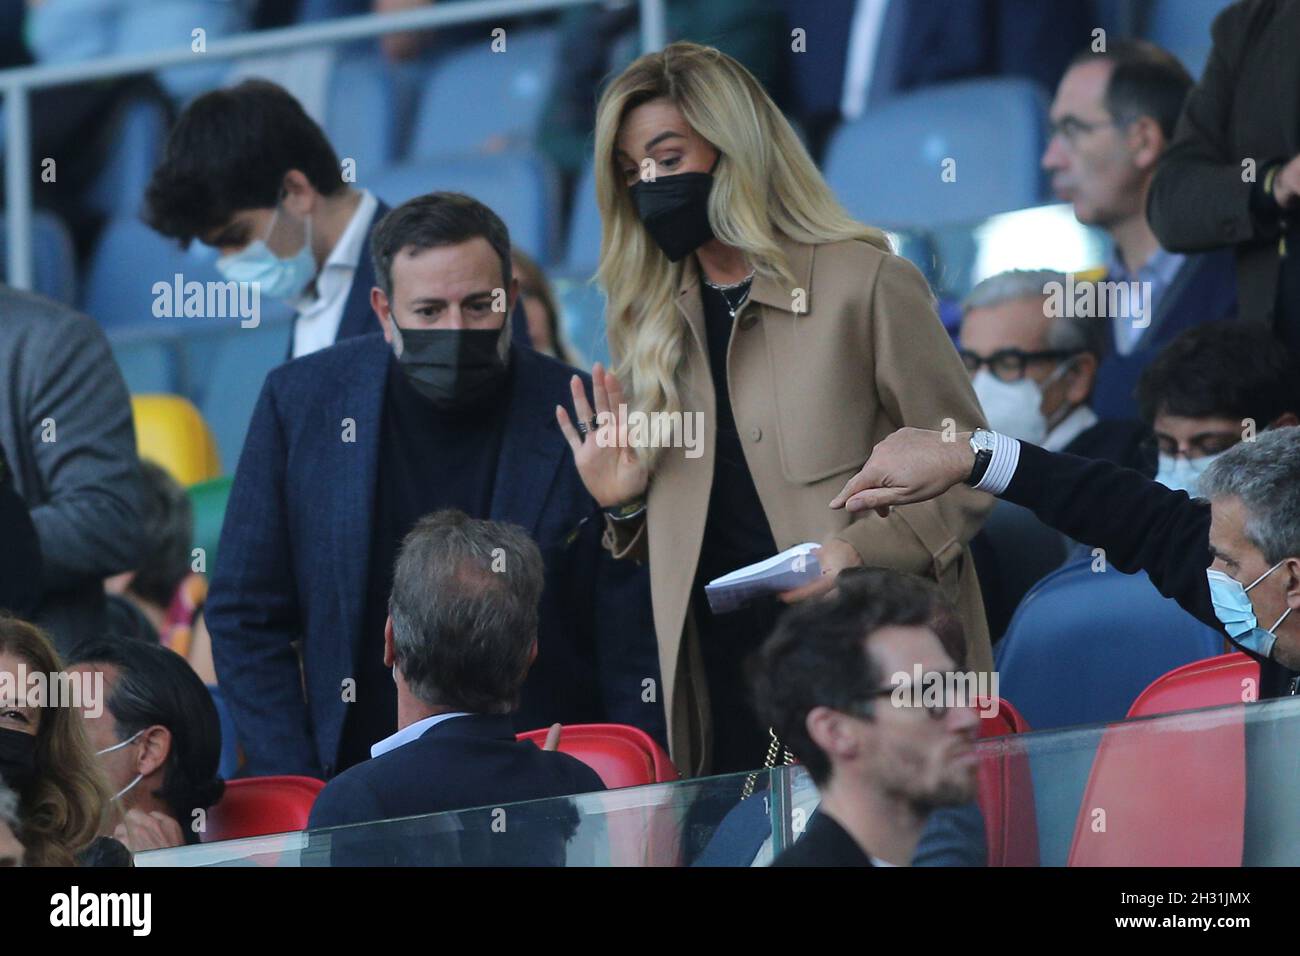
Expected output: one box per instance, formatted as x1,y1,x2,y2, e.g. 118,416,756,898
1000,441,1218,630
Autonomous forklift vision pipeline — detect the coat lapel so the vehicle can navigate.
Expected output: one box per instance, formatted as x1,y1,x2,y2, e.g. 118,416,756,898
328,337,390,661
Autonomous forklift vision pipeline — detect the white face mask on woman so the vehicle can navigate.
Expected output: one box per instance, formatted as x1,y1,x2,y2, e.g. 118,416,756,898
972,360,1074,445
1155,450,1225,498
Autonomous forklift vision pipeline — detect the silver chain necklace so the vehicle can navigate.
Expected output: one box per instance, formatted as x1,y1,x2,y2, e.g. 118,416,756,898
703,269,755,320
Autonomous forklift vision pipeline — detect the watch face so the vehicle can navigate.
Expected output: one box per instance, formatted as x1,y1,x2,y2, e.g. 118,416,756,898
972,430,996,453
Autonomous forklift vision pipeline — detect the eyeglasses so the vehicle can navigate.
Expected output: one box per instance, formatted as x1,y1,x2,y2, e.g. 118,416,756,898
959,347,1081,383
1142,431,1242,461
1048,115,1125,147
849,686,960,721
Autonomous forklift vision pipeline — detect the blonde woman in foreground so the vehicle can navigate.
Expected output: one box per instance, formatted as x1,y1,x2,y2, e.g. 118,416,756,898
556,42,992,776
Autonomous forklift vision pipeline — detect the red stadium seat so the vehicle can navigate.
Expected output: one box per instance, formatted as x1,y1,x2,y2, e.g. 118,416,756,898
202,775,325,843
1066,657,1254,866
517,723,679,789
1126,652,1260,718
975,697,1039,867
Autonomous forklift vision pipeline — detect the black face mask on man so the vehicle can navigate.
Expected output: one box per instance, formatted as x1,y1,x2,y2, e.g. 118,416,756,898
391,318,511,410
0,726,36,795
629,154,720,262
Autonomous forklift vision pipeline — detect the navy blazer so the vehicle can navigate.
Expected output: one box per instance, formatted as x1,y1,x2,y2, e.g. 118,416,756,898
206,335,666,778
1092,249,1238,422
306,713,604,866
308,713,606,827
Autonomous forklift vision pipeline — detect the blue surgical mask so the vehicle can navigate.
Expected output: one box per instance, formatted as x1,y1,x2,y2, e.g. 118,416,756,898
215,206,316,301
1156,451,1224,498
1206,560,1294,658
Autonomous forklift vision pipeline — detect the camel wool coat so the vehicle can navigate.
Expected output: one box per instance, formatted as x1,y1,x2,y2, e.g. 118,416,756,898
605,235,993,775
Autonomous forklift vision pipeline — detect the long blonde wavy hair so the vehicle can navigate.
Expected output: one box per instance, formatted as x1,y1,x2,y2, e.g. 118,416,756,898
0,616,112,866
593,42,890,469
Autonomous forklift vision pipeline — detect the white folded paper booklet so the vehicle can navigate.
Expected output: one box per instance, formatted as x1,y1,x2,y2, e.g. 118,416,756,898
704,542,822,614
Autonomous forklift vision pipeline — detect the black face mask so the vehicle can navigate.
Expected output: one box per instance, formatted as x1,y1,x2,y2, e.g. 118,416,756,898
630,166,716,262
394,326,510,410
0,726,36,796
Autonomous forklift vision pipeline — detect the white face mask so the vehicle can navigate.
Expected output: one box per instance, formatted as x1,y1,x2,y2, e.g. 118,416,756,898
97,728,145,803
971,361,1074,445
1155,450,1225,498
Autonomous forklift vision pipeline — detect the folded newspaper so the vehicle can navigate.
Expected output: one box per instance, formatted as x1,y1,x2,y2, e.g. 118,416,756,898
704,542,822,614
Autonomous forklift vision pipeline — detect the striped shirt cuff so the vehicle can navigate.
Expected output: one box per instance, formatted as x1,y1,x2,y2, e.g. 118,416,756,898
972,431,1020,495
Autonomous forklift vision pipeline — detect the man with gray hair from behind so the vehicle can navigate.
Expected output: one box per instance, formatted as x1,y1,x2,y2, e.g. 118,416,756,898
832,420,1300,863
958,269,1148,470
308,509,605,849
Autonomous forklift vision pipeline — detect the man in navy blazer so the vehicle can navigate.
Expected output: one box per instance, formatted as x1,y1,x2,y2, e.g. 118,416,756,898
144,79,392,360
206,192,665,779
305,511,605,865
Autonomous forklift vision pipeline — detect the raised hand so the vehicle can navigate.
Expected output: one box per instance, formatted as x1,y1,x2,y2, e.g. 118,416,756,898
556,362,650,509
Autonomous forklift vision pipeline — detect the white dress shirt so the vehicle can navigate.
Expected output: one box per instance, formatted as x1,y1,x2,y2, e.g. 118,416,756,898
291,189,380,359
1042,403,1098,453
369,711,472,760
972,431,1023,496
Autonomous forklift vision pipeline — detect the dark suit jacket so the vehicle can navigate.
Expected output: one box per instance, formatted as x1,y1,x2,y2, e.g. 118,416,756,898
1148,0,1300,330
305,713,605,865
770,809,874,867
1092,250,1238,421
205,336,665,778
0,286,145,652
1061,418,1152,472
998,440,1297,698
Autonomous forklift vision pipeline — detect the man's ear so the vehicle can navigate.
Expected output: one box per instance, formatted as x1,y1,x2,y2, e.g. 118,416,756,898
137,726,172,779
280,168,317,217
372,287,394,343
1285,558,1300,612
806,705,862,765
1126,115,1165,172
1066,352,1098,405
383,616,396,669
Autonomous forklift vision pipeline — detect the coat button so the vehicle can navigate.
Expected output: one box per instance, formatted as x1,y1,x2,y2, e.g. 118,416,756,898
749,426,763,441
738,311,759,330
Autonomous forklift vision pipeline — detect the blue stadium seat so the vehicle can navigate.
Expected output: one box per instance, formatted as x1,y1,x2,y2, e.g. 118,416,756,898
363,153,560,263
551,275,609,369
84,94,169,221
0,209,78,305
180,318,294,471
563,161,601,276
823,78,1049,230
995,556,1225,732
84,218,226,330
325,53,425,174
1141,0,1233,78
409,27,559,159
109,329,182,395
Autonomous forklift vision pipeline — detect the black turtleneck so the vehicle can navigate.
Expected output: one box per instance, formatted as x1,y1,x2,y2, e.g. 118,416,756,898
336,355,513,772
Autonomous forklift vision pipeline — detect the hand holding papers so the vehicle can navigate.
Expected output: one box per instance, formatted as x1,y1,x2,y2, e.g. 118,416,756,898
704,542,822,614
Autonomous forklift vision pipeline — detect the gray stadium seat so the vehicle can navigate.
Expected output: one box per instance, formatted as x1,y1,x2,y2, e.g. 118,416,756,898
0,209,78,305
